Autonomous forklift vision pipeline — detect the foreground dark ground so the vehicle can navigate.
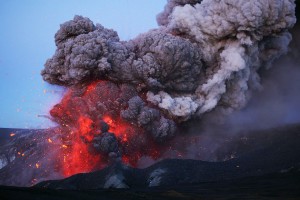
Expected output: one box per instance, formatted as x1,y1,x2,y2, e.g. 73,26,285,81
0,170,299,200
0,123,300,199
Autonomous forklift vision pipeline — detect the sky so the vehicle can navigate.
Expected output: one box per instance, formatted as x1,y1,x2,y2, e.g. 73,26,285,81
0,0,166,128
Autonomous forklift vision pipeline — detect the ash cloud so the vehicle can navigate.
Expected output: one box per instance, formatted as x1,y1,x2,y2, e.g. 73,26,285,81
41,0,296,165
42,0,296,123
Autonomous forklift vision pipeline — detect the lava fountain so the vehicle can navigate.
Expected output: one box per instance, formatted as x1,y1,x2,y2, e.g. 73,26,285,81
50,81,169,176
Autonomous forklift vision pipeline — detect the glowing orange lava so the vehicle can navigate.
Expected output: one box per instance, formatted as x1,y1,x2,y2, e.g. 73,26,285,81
61,138,101,177
78,116,94,142
50,81,163,177
103,115,131,143
60,115,102,177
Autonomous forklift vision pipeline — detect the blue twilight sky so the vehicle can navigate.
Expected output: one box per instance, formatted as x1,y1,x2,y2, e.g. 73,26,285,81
0,0,166,128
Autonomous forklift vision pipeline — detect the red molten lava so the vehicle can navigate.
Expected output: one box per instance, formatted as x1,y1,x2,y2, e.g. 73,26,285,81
103,115,130,143
58,115,103,177
61,134,102,177
50,81,162,177
78,116,94,142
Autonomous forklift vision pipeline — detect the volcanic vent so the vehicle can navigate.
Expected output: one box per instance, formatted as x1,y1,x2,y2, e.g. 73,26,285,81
39,0,296,178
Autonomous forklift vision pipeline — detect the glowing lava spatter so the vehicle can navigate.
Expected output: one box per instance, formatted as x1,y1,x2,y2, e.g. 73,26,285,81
50,81,163,177
78,116,94,142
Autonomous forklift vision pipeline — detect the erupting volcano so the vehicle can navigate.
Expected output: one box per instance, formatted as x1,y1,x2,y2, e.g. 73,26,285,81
0,0,298,187
41,0,296,176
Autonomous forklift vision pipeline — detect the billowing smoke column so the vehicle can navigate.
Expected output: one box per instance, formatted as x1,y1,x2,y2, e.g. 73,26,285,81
42,0,296,176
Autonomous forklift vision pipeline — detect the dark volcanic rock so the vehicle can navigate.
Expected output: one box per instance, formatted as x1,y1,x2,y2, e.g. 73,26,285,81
36,124,300,189
0,128,63,186
1,123,300,188
1,170,300,200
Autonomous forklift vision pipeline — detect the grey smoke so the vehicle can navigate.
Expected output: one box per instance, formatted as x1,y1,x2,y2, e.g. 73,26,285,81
121,96,176,141
42,0,296,139
157,0,200,26
224,58,300,132
93,132,119,154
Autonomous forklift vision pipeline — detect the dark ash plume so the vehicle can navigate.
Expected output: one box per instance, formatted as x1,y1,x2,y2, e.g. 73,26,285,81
42,0,296,123
41,0,296,167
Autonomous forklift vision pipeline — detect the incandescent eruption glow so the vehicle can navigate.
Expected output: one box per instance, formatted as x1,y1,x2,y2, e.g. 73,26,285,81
49,81,165,176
